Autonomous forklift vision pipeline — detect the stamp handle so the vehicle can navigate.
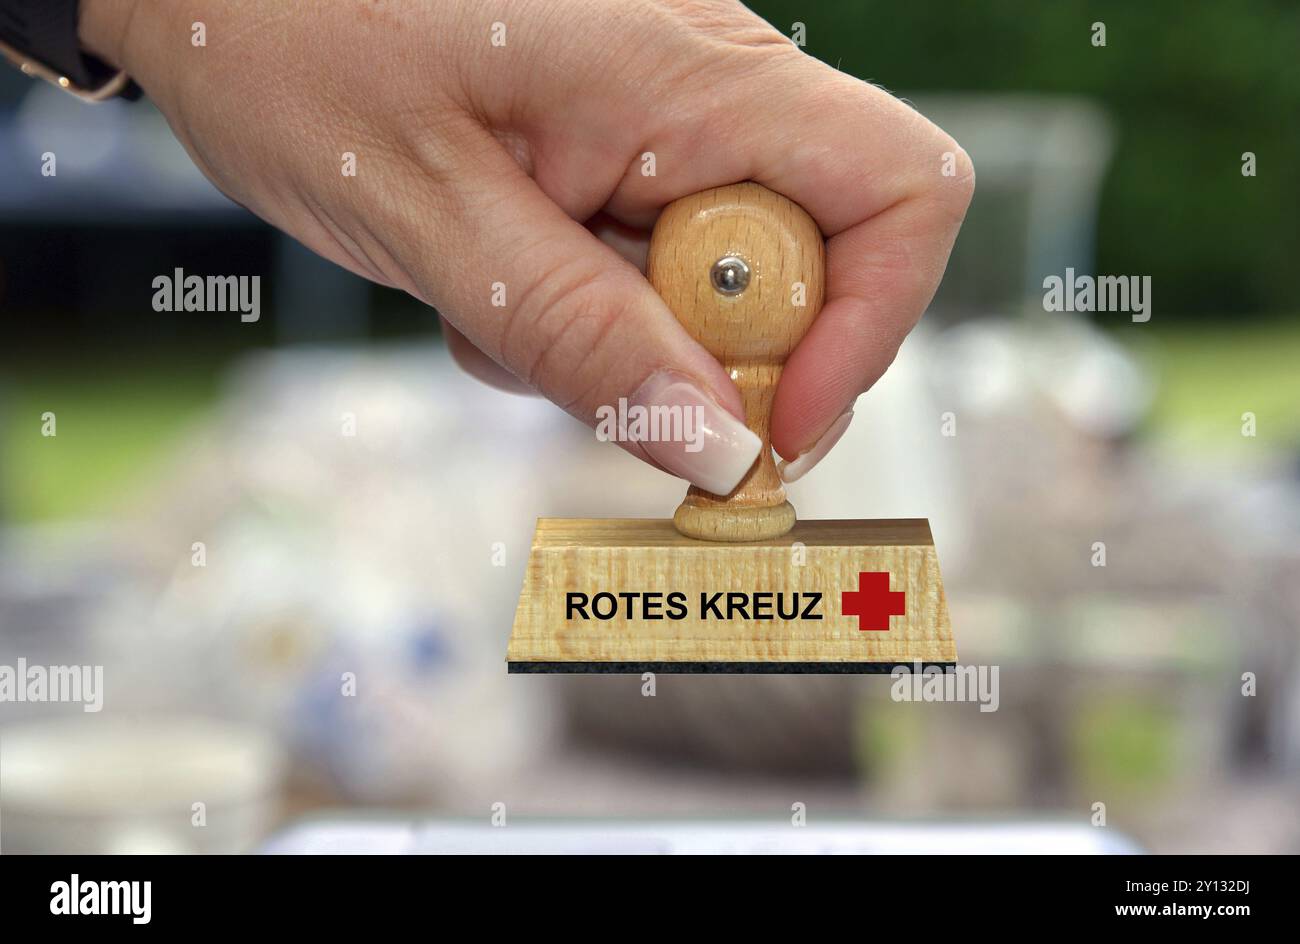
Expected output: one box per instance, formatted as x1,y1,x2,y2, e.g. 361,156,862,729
647,182,825,541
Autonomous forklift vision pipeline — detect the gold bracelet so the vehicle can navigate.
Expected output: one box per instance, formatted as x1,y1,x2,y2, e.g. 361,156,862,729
0,35,130,102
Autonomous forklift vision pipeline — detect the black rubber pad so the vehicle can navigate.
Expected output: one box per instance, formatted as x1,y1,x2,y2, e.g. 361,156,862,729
509,661,956,675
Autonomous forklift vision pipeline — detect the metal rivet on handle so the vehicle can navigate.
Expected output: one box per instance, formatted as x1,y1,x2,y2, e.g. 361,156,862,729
710,255,750,296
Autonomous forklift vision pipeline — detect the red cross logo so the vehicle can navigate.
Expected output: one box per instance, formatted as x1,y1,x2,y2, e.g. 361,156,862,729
841,572,905,631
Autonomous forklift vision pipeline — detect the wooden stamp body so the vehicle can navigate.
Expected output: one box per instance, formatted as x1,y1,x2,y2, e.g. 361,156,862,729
505,184,957,673
649,183,823,541
507,518,955,672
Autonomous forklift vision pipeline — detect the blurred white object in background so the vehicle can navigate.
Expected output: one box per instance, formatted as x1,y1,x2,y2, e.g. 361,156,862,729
914,95,1115,318
15,82,122,174
126,346,564,804
930,315,1153,439
0,716,284,853
263,816,1142,855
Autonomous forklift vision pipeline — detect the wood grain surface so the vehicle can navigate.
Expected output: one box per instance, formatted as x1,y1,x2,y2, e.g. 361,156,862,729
647,183,825,541
507,518,955,668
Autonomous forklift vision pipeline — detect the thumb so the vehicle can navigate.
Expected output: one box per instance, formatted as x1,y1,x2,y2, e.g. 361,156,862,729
391,142,761,496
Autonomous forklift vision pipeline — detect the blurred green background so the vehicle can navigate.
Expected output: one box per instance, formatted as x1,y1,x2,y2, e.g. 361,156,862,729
756,0,1300,317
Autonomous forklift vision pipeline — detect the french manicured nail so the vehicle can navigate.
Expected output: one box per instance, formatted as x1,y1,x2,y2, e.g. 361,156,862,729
630,371,761,495
778,410,854,484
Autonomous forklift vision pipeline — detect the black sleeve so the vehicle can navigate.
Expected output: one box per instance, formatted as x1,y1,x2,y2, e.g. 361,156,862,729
0,0,139,99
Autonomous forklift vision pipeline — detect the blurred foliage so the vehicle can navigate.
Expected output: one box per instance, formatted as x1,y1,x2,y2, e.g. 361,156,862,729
0,358,222,521
5,319,1295,521
1128,319,1300,447
750,0,1300,318
1073,696,1176,798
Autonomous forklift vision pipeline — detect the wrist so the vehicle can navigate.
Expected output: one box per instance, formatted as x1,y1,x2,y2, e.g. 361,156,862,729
78,0,140,71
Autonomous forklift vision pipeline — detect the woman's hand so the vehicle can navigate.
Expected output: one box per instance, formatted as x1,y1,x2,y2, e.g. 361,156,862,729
81,0,973,492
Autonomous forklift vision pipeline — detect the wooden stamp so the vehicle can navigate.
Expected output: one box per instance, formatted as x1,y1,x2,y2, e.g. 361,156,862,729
507,183,955,673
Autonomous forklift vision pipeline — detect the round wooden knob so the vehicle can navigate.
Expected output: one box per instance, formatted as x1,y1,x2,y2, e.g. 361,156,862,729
647,182,825,541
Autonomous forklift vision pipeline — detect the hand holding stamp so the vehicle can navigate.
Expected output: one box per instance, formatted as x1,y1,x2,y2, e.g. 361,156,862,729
507,183,955,674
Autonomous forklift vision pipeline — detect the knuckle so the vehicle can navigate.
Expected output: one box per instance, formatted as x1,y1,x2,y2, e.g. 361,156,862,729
901,125,976,227
934,132,977,210
502,261,630,406
944,138,977,191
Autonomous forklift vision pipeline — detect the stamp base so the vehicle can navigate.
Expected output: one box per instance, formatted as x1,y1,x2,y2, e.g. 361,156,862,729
506,518,956,673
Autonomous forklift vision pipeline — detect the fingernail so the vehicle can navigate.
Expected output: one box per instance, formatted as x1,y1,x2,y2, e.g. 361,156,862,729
629,371,761,495
778,410,854,484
